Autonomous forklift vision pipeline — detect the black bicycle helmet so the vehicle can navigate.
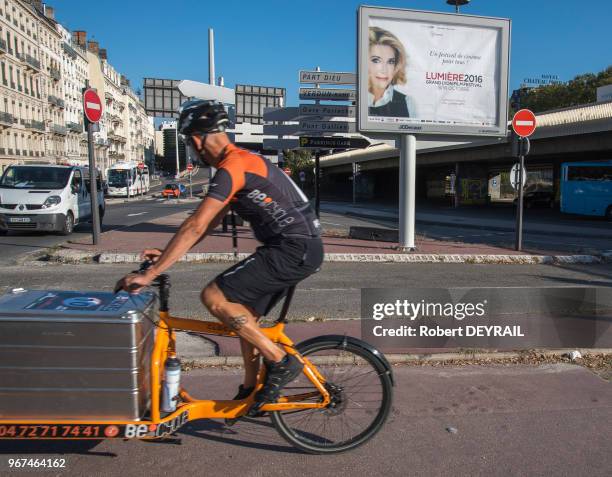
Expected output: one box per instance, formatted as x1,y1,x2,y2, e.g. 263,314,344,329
177,99,230,136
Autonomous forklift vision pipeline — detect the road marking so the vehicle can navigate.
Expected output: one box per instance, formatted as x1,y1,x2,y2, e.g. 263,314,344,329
127,212,148,217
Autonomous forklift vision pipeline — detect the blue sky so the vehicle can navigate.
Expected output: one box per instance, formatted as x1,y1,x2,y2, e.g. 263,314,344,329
55,0,611,106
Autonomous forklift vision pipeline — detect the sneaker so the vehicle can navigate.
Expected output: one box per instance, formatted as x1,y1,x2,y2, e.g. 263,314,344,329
247,354,303,417
232,384,254,401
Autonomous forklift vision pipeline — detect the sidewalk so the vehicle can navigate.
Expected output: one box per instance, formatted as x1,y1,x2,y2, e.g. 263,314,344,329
65,209,563,256
322,200,612,239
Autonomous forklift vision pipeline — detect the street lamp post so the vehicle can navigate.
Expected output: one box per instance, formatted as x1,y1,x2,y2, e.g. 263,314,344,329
446,0,470,13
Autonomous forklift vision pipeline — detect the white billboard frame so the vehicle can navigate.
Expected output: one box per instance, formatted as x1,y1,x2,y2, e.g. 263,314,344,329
357,6,511,137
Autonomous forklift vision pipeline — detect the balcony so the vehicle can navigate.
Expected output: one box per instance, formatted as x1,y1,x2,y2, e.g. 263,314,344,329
25,54,41,72
0,38,6,55
0,111,15,127
16,52,25,63
50,124,68,136
28,119,46,132
95,137,110,147
49,66,61,81
48,95,65,109
66,121,83,133
62,42,77,60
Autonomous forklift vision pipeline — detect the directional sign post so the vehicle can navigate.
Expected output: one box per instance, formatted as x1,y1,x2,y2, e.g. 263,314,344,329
512,109,536,251
187,163,193,198
82,85,102,245
138,162,145,197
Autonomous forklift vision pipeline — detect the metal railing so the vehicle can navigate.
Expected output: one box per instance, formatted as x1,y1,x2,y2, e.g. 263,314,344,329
66,121,82,133
0,38,7,54
30,119,45,131
48,95,65,108
25,54,41,71
49,67,61,81
50,124,68,135
0,111,14,125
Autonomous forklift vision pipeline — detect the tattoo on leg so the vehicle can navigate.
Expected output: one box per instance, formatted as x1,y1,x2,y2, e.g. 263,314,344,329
228,315,248,331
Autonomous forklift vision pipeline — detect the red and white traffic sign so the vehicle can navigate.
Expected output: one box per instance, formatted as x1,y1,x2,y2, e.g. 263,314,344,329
138,162,145,170
83,88,103,123
187,163,193,172
512,109,536,137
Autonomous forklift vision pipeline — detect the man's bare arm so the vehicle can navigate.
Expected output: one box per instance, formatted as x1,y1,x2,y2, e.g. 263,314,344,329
145,197,228,278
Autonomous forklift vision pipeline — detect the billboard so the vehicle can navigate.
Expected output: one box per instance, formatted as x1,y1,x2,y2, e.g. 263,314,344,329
358,7,511,136
235,84,285,125
143,78,190,118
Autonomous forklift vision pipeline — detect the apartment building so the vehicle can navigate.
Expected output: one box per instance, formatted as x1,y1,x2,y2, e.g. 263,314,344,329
58,22,87,165
0,0,45,172
36,4,64,163
0,2,156,175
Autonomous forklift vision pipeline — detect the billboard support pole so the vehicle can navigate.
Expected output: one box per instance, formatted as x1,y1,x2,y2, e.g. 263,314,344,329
314,150,320,218
515,140,526,251
398,134,416,251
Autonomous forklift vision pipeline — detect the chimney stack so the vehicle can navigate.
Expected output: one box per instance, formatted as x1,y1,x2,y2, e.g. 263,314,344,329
73,31,87,48
87,40,99,56
99,48,107,60
43,5,55,20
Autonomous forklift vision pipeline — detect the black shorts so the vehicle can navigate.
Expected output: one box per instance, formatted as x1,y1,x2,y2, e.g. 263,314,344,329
214,237,324,317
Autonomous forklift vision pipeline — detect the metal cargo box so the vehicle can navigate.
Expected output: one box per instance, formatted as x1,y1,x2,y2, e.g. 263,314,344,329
0,288,156,421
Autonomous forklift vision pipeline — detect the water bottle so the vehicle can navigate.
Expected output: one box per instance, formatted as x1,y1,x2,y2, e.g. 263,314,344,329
161,355,181,413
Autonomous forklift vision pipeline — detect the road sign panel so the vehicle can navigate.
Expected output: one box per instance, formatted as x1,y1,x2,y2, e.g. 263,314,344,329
298,136,370,149
263,138,299,150
299,88,356,101
262,107,300,122
299,104,355,118
510,163,527,189
299,121,356,134
299,71,356,85
512,109,537,137
83,89,102,123
263,124,300,136
187,163,193,171
138,162,145,170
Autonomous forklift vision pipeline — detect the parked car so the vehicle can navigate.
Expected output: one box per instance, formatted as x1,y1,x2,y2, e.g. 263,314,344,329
161,183,186,198
513,190,555,209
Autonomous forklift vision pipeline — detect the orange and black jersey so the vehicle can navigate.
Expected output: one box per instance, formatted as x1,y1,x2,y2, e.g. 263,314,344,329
207,144,321,243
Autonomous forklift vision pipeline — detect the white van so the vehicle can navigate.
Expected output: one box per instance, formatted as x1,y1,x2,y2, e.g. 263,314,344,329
0,164,105,235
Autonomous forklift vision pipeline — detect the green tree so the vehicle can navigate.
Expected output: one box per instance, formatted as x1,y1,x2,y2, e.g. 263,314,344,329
514,65,612,114
283,149,313,175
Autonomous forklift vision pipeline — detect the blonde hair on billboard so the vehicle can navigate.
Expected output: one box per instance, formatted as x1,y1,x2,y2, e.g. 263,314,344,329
368,27,407,85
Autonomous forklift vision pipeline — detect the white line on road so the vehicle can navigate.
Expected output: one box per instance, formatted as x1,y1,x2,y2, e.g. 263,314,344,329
127,212,148,217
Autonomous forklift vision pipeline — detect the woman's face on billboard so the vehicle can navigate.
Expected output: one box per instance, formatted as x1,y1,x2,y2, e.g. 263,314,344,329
369,44,397,94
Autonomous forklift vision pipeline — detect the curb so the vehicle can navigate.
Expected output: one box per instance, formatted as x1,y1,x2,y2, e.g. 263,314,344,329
342,211,612,240
183,348,612,367
43,249,612,265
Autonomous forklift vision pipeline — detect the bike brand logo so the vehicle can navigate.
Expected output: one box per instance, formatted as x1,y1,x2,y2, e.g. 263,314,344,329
247,189,295,228
123,411,189,439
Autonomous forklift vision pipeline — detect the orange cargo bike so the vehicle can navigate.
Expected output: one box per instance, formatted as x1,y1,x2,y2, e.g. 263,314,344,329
0,264,393,454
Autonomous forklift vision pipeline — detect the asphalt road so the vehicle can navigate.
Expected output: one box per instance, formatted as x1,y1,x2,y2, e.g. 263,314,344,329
0,364,609,476
0,172,207,266
1,261,611,321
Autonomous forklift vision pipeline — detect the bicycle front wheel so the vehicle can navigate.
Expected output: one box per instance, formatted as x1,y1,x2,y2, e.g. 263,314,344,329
270,336,393,454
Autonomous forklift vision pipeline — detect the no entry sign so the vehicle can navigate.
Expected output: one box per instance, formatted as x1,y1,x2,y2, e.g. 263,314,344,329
512,109,536,137
187,163,193,172
83,89,103,123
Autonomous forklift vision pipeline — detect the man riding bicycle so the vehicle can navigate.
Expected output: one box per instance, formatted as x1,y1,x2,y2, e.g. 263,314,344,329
116,100,323,415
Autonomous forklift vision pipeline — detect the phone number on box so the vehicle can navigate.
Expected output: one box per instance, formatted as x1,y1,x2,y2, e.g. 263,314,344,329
7,458,66,468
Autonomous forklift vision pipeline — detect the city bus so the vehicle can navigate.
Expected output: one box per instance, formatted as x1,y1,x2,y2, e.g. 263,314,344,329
106,162,150,197
560,161,612,220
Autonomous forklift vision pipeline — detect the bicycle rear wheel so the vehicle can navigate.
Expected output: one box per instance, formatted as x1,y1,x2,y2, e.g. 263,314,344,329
270,336,393,454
